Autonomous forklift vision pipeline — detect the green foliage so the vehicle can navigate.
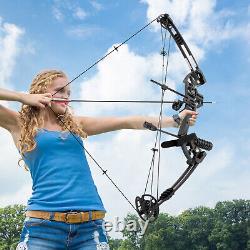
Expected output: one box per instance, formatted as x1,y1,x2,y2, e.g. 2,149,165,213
209,200,250,250
114,199,250,250
0,200,249,250
0,204,25,250
108,237,123,250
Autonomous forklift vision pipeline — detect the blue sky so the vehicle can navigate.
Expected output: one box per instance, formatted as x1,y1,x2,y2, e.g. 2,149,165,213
0,0,249,237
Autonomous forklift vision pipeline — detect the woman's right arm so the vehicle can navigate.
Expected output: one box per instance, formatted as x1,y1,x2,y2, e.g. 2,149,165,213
0,88,52,132
0,88,23,132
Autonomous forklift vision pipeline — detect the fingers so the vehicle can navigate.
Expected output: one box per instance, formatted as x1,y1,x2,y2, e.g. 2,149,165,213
43,93,52,99
178,109,198,126
40,93,52,106
188,117,196,126
38,103,46,108
179,109,198,121
42,93,52,101
185,110,198,116
188,113,197,126
184,110,198,120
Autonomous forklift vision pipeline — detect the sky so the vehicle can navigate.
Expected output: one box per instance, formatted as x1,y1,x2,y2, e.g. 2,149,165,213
0,0,249,237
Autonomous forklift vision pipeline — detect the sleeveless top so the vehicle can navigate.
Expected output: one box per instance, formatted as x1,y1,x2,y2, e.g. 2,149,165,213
23,129,105,212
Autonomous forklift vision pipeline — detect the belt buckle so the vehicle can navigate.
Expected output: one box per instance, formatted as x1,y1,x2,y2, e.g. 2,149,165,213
65,211,81,223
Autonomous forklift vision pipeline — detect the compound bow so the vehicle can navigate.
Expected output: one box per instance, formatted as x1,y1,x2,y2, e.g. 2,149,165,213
135,14,213,222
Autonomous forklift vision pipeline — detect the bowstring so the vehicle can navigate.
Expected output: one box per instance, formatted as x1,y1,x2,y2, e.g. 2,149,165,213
143,25,171,201
143,26,165,197
156,28,172,200
46,16,160,212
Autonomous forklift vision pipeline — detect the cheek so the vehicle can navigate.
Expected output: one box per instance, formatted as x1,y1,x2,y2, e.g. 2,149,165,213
51,102,67,110
51,102,60,109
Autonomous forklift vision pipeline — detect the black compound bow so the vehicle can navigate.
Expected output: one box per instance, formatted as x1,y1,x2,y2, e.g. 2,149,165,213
48,13,213,222
135,14,213,222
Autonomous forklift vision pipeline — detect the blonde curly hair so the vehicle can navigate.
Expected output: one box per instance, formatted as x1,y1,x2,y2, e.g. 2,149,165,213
18,70,87,166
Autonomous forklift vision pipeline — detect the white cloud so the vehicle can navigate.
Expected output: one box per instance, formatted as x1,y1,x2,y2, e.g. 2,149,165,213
243,23,250,45
0,128,32,207
73,7,88,20
52,1,88,21
0,184,31,207
76,44,182,116
0,18,30,208
66,26,101,39
141,0,246,51
141,0,192,26
90,0,103,11
0,19,24,88
52,6,64,21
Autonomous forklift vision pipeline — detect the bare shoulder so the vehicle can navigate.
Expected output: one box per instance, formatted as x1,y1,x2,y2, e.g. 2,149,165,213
73,116,97,136
74,115,127,136
74,115,99,128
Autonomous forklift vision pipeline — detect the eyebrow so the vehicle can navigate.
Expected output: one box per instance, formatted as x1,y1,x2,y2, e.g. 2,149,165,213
54,87,71,95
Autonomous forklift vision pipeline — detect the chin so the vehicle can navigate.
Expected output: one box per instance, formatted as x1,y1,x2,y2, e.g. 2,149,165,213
57,109,67,115
51,105,67,115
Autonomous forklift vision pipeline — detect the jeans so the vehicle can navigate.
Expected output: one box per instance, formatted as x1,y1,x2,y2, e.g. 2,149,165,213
16,217,109,250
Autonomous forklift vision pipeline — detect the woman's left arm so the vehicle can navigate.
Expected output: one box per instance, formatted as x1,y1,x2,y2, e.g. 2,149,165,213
76,110,198,136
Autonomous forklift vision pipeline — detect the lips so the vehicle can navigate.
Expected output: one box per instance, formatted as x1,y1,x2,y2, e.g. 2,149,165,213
56,101,68,106
59,102,67,106
52,98,70,107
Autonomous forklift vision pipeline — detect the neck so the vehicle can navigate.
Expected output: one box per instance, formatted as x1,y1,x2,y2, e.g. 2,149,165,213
42,107,62,130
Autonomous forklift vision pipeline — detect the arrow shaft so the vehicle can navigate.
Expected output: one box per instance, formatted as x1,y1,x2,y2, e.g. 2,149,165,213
52,98,214,104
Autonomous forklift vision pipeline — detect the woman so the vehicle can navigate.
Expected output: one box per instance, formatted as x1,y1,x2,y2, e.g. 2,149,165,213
0,70,197,249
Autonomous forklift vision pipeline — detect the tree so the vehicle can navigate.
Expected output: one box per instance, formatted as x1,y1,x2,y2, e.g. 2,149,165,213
108,237,123,250
0,205,25,250
0,200,249,250
209,200,250,250
114,199,249,250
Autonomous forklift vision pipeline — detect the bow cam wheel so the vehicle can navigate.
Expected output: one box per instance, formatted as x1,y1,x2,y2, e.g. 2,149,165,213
135,194,159,222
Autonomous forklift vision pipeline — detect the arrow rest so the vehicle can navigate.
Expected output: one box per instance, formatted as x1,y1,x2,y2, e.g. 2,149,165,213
172,100,183,111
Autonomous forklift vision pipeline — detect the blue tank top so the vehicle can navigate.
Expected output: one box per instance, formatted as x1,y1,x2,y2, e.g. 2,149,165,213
23,129,105,212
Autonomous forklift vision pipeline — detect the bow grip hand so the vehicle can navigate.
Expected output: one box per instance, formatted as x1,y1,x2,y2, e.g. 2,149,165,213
179,110,198,127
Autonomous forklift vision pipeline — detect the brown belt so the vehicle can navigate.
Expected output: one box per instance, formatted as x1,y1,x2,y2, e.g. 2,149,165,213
26,210,105,224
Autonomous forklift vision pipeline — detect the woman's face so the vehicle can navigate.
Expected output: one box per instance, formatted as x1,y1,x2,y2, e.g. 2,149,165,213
47,76,71,114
